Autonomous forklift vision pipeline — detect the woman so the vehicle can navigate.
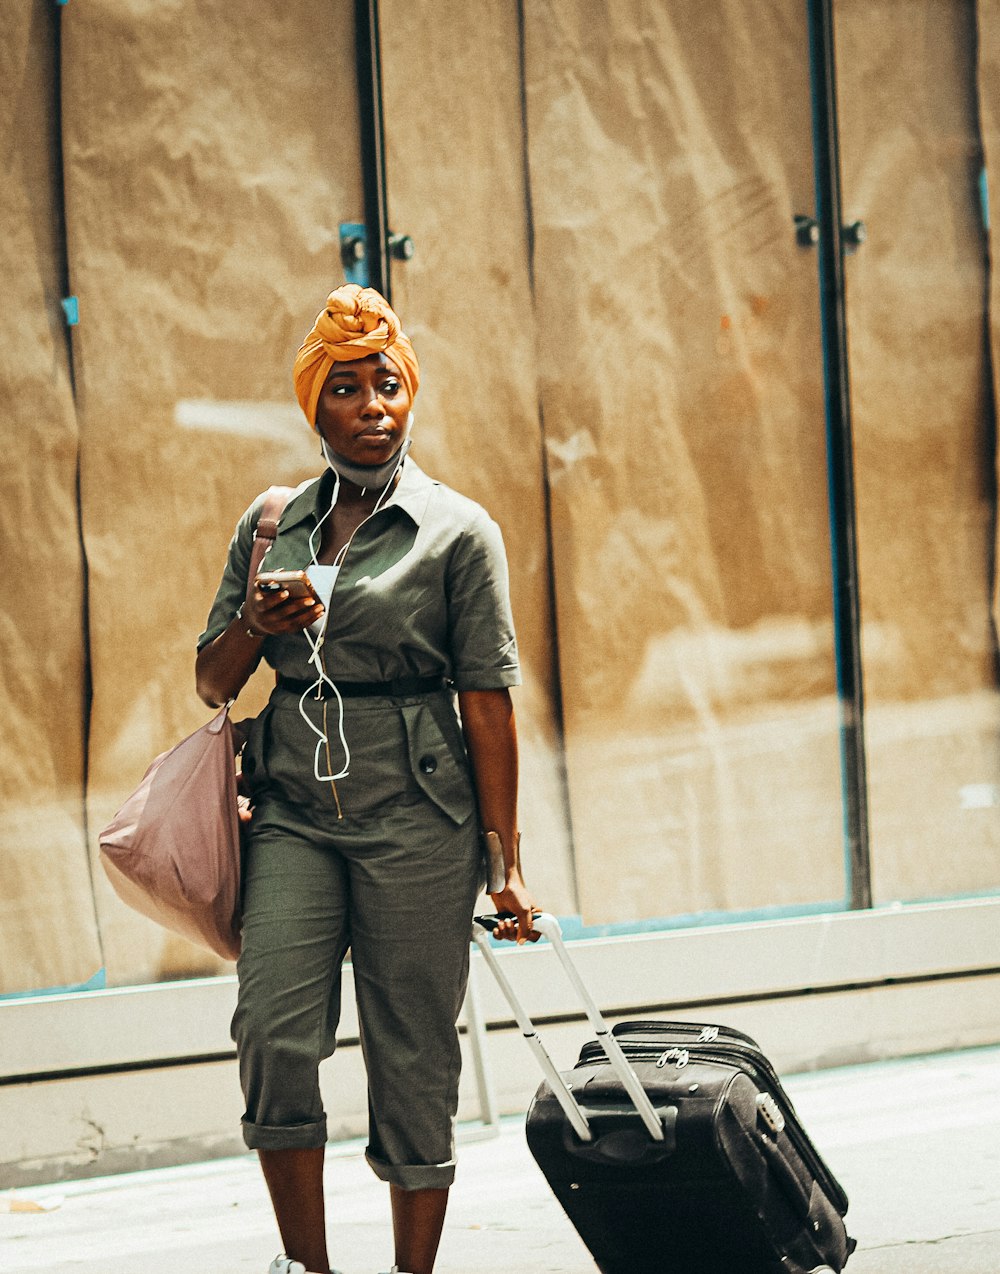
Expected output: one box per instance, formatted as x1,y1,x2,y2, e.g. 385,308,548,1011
195,285,538,1274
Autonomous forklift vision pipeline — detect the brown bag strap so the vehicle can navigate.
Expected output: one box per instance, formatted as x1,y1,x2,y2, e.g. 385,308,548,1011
246,485,297,599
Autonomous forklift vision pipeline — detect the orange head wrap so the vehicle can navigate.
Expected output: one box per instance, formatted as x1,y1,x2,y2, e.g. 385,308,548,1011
293,283,420,428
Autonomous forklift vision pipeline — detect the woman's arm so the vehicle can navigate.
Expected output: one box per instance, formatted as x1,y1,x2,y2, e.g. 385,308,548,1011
458,687,539,942
195,617,266,708
195,586,324,707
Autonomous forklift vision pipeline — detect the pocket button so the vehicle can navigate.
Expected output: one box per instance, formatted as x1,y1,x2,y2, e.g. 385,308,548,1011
418,753,437,774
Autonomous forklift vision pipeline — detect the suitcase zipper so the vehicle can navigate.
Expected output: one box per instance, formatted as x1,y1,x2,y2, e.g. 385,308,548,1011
590,1025,797,1109
613,1019,762,1049
655,1048,690,1069
575,1038,847,1211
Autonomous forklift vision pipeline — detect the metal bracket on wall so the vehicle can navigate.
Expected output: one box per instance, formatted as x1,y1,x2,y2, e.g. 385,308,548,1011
388,232,415,263
842,220,867,252
795,216,868,252
339,223,414,289
794,214,820,247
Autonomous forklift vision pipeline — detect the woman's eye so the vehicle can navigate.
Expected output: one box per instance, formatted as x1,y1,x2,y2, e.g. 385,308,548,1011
379,379,400,396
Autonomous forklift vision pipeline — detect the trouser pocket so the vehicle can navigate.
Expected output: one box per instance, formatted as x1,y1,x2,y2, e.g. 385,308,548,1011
400,699,475,825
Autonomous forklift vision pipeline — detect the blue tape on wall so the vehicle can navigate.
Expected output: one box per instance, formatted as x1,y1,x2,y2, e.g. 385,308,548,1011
339,223,369,288
0,967,106,1001
554,900,848,941
980,168,991,234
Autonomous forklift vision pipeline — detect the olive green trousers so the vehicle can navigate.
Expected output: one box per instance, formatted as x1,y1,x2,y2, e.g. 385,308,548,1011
232,690,483,1190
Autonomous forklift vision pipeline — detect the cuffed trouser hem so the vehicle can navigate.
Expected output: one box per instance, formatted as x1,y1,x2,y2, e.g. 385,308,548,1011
365,1149,457,1191
242,1116,328,1151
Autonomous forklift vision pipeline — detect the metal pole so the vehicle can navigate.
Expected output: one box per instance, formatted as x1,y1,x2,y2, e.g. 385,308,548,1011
807,0,872,909
354,0,390,300
463,953,500,1135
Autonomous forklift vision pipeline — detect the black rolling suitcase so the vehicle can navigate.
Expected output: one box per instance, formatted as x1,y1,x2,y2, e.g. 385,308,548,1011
472,913,855,1274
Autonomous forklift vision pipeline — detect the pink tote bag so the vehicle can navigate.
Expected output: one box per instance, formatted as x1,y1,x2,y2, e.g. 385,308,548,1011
98,485,294,961
99,707,244,960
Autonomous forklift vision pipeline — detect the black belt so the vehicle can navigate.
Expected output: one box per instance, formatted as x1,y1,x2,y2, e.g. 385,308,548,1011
277,673,450,700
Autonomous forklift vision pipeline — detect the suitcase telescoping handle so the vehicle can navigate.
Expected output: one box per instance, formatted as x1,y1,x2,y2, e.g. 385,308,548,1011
472,912,666,1143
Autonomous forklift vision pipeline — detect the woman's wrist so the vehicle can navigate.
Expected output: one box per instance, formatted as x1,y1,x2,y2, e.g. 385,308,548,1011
234,603,264,640
482,828,522,892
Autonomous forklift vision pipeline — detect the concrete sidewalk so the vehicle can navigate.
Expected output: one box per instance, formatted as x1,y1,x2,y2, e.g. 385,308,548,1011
2,1046,999,1273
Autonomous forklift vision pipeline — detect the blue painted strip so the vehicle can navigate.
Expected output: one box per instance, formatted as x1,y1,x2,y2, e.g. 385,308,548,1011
894,885,1000,907
61,295,80,326
0,967,106,1002
546,891,1000,942
338,222,369,288
553,901,848,942
980,167,990,233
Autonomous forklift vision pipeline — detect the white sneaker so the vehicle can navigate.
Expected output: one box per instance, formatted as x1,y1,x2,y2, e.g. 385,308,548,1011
269,1259,306,1274
268,1256,345,1274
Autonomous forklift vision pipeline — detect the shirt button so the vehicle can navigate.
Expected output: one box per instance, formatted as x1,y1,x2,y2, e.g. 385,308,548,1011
419,754,437,774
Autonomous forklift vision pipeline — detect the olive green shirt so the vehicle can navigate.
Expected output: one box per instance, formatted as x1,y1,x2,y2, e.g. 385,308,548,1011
198,459,520,691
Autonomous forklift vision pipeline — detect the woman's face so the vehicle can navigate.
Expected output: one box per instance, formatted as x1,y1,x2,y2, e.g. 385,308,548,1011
314,353,412,464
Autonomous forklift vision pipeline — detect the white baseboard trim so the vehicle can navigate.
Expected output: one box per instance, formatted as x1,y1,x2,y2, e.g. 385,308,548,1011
4,898,998,1081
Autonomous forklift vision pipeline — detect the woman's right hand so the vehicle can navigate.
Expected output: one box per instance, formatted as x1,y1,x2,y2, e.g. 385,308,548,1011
243,586,324,637
489,872,541,944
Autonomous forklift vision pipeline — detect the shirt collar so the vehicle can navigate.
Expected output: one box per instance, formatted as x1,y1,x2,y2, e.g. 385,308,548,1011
276,457,435,534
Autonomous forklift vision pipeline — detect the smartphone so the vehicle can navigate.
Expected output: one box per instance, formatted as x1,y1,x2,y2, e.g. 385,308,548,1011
255,569,322,606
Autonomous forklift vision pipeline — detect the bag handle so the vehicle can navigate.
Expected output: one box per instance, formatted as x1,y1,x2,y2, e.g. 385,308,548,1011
472,913,666,1143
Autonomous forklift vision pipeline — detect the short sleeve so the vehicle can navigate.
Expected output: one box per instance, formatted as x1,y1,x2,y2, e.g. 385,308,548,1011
196,494,266,651
446,508,521,691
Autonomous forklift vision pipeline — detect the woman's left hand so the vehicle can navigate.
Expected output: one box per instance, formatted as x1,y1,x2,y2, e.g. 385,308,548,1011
489,872,541,944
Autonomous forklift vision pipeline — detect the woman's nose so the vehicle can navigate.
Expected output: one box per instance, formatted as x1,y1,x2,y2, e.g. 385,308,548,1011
360,388,384,416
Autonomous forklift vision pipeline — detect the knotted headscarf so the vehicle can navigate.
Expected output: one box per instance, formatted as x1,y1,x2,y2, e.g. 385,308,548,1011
293,283,420,428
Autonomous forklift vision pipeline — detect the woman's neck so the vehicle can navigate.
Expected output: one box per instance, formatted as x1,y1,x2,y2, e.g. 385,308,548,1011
334,468,400,509
320,435,411,492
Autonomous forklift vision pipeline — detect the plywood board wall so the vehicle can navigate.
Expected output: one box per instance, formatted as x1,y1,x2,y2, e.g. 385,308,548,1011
62,0,363,983
0,0,104,994
837,0,1000,902
380,0,577,912
523,0,846,922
